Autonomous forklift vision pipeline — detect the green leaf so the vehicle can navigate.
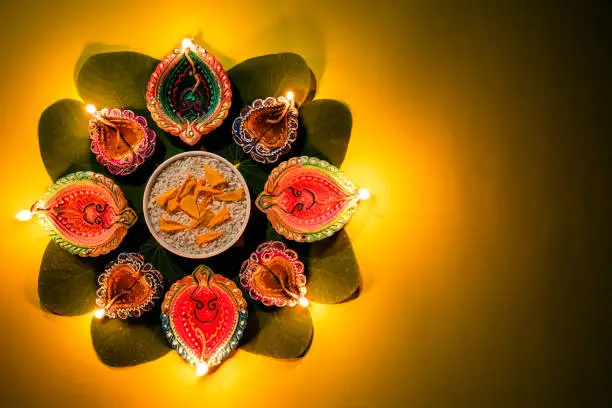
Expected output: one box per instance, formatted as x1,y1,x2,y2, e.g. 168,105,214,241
304,230,361,303
297,99,353,166
38,99,105,181
215,143,269,195
138,238,187,284
240,301,313,359
90,312,170,367
38,241,100,316
227,53,315,106
77,52,159,109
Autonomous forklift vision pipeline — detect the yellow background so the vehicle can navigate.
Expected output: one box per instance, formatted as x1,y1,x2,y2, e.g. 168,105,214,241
0,1,608,407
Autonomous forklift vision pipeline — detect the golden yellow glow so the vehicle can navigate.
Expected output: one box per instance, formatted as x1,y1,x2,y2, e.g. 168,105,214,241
285,91,294,101
357,188,371,201
15,210,33,222
93,309,105,319
85,104,97,115
181,38,193,51
195,362,208,376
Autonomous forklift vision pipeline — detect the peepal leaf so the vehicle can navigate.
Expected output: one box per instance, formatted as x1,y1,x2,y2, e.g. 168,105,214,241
240,301,313,359
91,314,170,367
38,241,99,316
304,230,361,303
216,143,269,194
298,99,352,166
139,238,187,284
38,99,104,181
228,53,315,105
77,52,159,109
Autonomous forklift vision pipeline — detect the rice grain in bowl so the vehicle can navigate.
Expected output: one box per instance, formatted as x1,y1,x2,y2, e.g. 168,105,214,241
143,151,251,258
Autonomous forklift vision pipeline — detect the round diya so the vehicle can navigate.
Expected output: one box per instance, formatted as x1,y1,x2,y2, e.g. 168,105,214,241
88,106,156,176
161,265,247,375
240,241,307,307
146,39,232,146
256,156,360,242
95,253,164,319
143,151,251,259
232,95,299,164
31,171,137,257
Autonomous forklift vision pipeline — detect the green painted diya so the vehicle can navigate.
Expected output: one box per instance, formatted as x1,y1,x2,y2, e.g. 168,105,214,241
146,39,232,146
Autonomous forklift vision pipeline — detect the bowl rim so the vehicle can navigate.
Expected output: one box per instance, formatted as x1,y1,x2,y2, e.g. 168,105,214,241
142,150,251,259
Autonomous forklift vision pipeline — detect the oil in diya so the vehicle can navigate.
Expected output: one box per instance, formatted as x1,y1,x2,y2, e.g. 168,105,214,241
232,91,299,164
256,156,369,242
146,39,232,146
29,171,137,257
86,105,156,176
94,253,164,319
161,265,247,376
240,241,308,307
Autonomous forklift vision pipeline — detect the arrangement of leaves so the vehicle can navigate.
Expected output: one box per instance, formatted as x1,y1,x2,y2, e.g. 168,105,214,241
37,47,360,367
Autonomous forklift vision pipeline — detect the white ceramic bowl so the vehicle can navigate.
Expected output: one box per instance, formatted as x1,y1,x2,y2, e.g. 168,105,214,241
143,151,251,258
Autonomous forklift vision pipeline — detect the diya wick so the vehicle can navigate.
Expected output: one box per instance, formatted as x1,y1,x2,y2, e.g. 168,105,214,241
265,91,295,124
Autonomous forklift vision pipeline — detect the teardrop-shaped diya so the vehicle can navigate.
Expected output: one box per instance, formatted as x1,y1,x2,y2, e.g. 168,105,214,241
146,39,232,146
240,241,307,307
95,253,164,319
232,93,298,163
161,265,247,375
87,106,156,176
31,171,138,257
256,157,360,242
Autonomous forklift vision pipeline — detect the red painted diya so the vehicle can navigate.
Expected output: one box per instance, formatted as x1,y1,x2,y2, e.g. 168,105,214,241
95,253,164,319
87,106,156,176
239,241,307,307
146,39,232,146
31,171,137,257
232,94,299,164
256,157,360,242
161,265,247,375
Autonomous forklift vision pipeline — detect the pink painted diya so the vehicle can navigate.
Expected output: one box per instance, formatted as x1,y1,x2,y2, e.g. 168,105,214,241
87,106,156,176
240,241,307,307
256,157,360,242
232,94,299,164
146,39,232,146
95,253,164,319
161,265,247,375
31,171,137,257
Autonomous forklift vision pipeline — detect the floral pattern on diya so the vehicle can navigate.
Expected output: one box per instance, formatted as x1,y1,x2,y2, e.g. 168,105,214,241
96,253,164,319
256,157,359,242
146,40,232,146
232,96,299,164
89,108,156,176
240,241,307,307
161,265,247,372
31,171,137,257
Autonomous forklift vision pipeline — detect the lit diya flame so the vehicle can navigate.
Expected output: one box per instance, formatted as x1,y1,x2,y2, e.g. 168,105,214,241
161,265,247,376
146,38,232,146
26,171,137,257
86,104,156,176
256,157,368,242
239,241,308,307
232,91,299,164
95,253,164,319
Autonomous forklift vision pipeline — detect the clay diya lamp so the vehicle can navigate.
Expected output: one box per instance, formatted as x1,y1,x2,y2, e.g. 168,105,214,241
86,104,156,176
29,171,137,257
240,241,308,307
146,38,232,146
161,265,247,376
94,253,164,319
256,156,370,242
232,92,299,163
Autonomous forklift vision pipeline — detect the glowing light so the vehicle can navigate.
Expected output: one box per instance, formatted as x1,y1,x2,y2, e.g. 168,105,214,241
182,38,193,51
93,308,105,319
15,210,33,222
358,188,371,201
298,296,309,308
286,91,294,101
85,104,97,115
196,361,209,376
